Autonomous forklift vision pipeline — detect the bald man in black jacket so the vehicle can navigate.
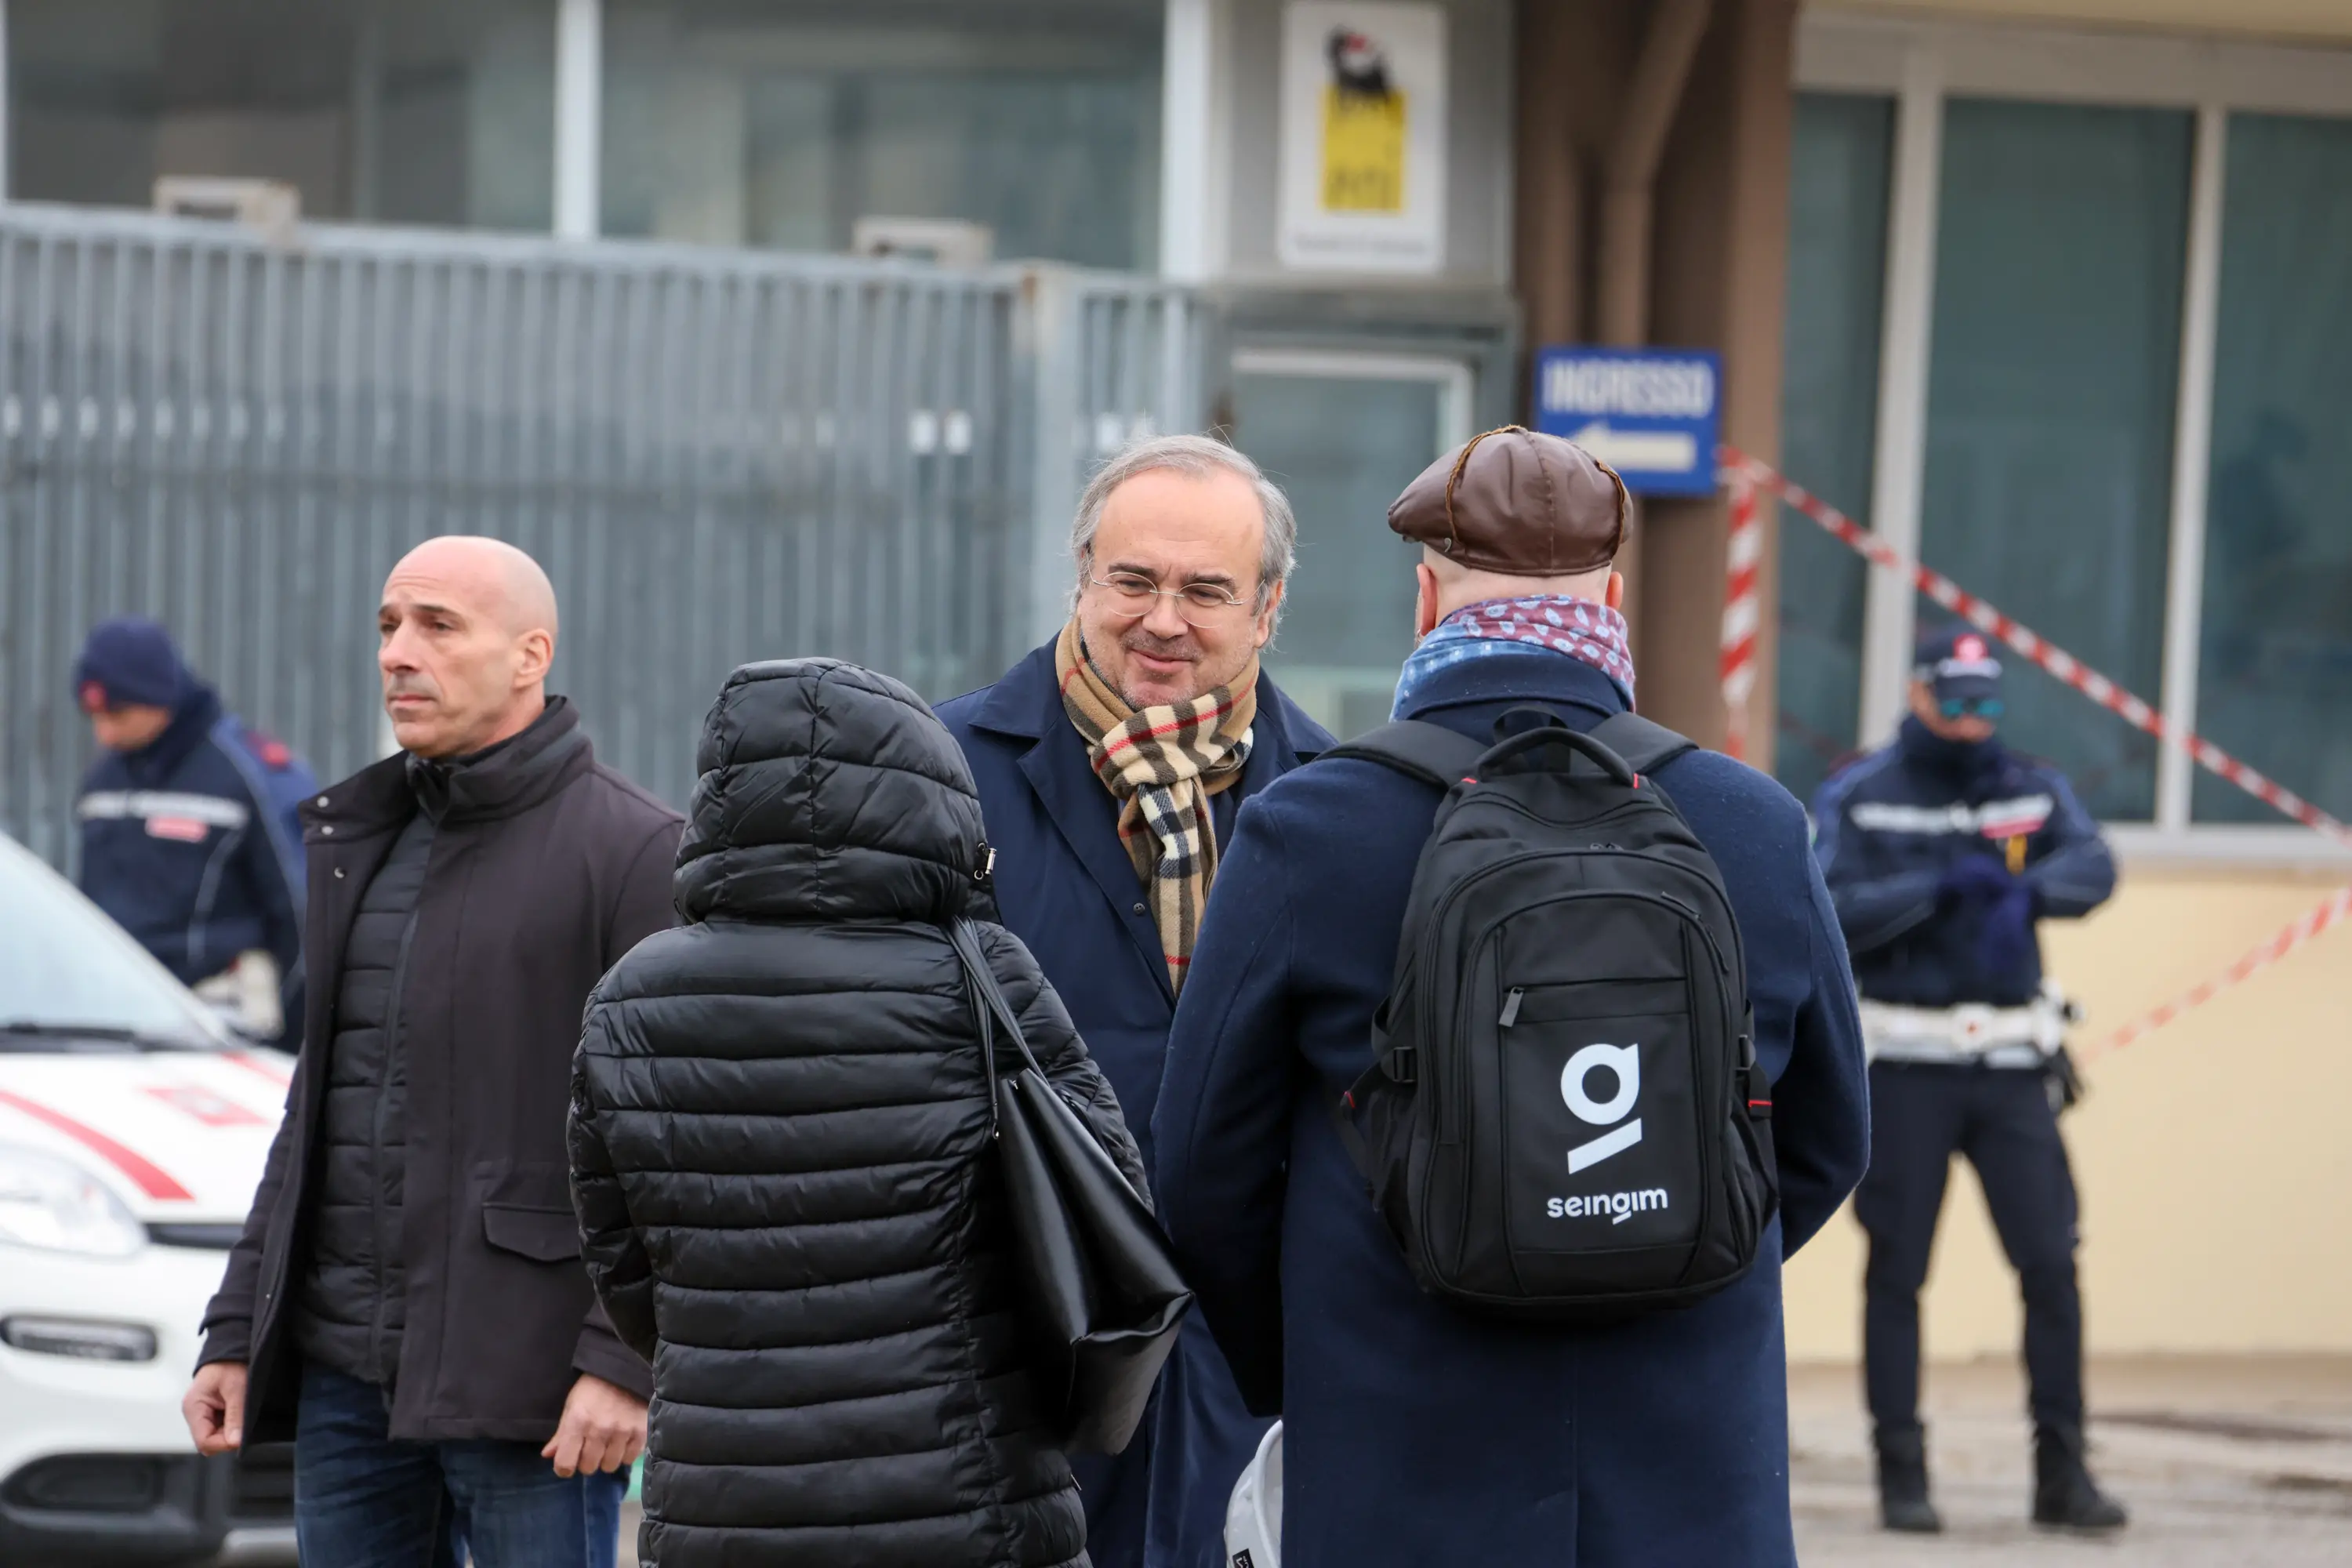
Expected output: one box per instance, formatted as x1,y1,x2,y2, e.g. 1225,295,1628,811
186,537,682,1568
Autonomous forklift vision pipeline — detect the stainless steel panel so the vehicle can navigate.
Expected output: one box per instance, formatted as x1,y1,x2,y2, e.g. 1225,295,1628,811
0,206,1208,867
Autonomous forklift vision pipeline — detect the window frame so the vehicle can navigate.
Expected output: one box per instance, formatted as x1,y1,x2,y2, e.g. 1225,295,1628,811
1793,11,2352,868
1228,343,1475,736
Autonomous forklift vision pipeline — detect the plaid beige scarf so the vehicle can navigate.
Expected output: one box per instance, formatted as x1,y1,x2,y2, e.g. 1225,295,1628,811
1056,618,1258,994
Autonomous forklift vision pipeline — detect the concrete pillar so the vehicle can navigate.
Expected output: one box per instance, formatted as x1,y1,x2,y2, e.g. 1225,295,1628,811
1646,0,1795,757
1513,4,1588,353
1512,0,1796,757
554,0,602,239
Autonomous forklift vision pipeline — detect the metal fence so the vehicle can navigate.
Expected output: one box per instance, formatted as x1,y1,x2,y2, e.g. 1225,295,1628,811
0,204,1210,868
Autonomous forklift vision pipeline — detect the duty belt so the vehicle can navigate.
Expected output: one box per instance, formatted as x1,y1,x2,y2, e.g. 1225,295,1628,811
1858,985,2075,1068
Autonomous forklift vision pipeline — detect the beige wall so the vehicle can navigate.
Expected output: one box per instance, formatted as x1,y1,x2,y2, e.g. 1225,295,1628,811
1811,0,2352,45
1785,862,2352,1361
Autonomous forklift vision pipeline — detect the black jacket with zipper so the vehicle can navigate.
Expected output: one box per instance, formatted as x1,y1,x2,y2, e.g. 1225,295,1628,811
198,697,683,1442
569,659,1145,1568
293,803,432,1385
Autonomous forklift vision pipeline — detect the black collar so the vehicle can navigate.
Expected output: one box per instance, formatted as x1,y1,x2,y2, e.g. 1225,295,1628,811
405,699,587,823
306,697,592,837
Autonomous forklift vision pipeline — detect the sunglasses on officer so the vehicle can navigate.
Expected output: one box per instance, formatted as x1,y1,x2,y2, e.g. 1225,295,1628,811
1939,695,2003,720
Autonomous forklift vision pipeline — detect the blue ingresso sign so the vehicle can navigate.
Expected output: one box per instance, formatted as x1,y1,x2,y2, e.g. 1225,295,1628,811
1532,346,1722,497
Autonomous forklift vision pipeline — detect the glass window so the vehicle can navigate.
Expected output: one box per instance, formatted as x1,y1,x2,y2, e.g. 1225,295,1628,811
1775,92,1892,805
1918,99,2190,822
1230,367,1453,739
602,0,1163,268
0,837,229,1049
9,0,556,229
2193,113,2352,825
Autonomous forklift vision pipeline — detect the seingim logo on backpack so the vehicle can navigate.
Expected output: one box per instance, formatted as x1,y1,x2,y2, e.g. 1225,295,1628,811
1328,709,1777,1323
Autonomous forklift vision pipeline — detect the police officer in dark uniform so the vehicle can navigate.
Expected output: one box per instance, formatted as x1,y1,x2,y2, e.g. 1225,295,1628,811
1812,627,2127,1536
72,617,315,1041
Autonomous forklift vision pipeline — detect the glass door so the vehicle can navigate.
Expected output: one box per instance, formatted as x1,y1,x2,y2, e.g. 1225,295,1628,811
1227,349,1473,739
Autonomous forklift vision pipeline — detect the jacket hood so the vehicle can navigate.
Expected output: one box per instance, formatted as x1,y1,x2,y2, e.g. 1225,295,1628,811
675,659,989,924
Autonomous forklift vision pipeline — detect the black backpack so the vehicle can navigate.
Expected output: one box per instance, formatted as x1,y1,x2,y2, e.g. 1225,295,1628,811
1329,709,1777,1323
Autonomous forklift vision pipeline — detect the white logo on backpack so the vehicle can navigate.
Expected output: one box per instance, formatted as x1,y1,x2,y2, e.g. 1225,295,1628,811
1562,1042,1642,1174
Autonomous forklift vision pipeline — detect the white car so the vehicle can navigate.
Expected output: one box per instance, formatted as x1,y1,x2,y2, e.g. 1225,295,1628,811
0,831,296,1566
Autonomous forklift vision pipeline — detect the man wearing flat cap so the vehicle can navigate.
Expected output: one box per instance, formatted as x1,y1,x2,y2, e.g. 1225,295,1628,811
1153,428,1869,1566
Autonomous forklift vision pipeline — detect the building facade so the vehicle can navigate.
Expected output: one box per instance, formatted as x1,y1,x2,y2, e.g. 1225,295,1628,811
5,0,2349,1355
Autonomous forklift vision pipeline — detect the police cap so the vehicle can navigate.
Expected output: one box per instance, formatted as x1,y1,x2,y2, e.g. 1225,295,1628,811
1915,626,2003,702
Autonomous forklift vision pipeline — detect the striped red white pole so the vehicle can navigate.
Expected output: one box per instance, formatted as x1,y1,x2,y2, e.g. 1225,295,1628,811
2085,884,2352,1062
1718,444,2352,851
1719,466,1762,761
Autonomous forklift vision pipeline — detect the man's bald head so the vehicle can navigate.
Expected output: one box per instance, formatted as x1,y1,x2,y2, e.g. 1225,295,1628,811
378,535,561,759
390,535,560,643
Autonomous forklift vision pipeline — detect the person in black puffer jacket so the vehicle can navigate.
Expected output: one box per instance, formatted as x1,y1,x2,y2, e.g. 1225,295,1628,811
568,658,1147,1568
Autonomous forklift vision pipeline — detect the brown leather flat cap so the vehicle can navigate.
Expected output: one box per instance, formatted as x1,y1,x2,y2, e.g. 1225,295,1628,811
1388,426,1628,575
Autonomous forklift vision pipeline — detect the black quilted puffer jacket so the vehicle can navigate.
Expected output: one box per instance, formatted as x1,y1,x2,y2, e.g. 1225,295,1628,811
569,659,1145,1568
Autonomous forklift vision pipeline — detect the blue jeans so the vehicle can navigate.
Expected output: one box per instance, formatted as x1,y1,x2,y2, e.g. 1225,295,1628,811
295,1364,628,1568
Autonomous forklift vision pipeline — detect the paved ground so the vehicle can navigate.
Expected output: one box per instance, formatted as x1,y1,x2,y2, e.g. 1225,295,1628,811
608,1357,2352,1566
1790,1356,2352,1565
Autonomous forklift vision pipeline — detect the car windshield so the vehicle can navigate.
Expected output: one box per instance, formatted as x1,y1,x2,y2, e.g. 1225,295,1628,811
0,834,230,1051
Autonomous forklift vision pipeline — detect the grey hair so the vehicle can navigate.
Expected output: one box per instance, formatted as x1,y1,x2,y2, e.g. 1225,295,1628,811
1069,434,1298,623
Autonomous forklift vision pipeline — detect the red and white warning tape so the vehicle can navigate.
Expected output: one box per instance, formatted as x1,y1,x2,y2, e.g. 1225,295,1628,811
1715,444,2352,851
2082,884,2352,1062
1712,443,2350,1058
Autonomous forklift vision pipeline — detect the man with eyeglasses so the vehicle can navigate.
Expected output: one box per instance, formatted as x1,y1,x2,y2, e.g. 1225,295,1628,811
937,434,1333,1568
1811,626,2126,1537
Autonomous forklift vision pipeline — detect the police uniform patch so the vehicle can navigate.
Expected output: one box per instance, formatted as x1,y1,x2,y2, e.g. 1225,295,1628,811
246,729,295,770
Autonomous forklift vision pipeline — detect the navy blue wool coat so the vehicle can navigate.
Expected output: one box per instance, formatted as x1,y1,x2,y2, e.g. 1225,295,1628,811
937,641,1334,1568
1153,653,1871,1568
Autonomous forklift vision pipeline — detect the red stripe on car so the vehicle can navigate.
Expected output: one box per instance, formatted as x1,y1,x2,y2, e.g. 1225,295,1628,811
0,1088,196,1200
222,1052,294,1088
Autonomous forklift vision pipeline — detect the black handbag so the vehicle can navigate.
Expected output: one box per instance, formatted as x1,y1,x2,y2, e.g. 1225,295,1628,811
948,919,1192,1455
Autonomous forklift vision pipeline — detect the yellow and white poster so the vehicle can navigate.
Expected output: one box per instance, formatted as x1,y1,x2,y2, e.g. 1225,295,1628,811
1278,2,1447,274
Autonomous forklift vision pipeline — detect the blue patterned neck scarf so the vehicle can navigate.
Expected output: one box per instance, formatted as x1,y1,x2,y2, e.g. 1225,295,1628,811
1391,595,1637,719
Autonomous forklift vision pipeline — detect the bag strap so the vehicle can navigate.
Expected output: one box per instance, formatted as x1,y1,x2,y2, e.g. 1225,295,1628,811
1329,995,1417,1190
1334,714,1694,789
1590,712,1698,776
1322,720,1485,792
1331,1062,1385,1186
948,920,1050,1129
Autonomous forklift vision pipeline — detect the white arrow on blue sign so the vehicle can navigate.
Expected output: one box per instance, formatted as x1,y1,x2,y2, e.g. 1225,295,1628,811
1533,346,1722,497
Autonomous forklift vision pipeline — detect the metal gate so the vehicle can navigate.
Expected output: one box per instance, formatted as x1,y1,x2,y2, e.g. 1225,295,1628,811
0,204,1207,867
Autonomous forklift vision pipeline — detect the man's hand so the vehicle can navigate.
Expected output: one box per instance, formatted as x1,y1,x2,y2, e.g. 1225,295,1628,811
541,1374,648,1479
1938,854,2016,906
183,1362,248,1455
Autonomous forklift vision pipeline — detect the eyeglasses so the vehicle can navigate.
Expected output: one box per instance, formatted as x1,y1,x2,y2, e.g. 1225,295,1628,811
1088,572,1256,627
1940,696,2004,720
